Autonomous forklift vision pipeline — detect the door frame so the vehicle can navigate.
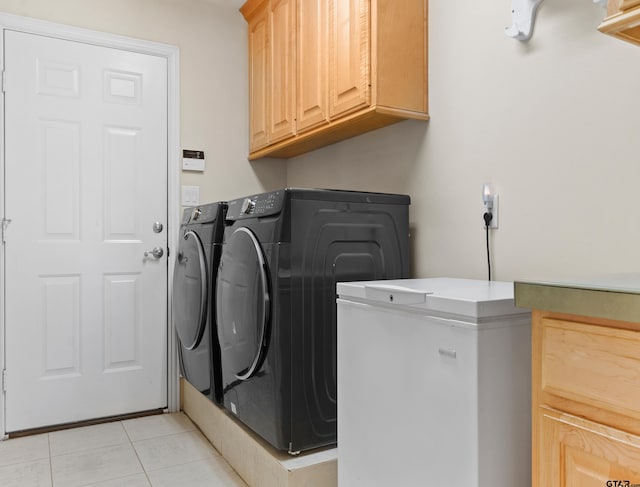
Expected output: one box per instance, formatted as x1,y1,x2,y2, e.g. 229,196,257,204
0,12,181,438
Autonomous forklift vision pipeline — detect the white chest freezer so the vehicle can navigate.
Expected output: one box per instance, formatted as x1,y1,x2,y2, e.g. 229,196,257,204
336,278,531,487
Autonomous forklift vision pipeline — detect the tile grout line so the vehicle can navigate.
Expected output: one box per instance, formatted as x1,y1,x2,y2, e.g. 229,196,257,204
121,419,154,486
0,414,243,487
47,432,54,487
124,414,232,482
48,428,134,459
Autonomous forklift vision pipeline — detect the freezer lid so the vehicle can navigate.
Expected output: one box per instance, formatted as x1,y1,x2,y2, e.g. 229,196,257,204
337,278,528,320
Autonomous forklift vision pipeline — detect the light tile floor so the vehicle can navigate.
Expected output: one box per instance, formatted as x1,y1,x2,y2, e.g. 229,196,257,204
0,412,248,487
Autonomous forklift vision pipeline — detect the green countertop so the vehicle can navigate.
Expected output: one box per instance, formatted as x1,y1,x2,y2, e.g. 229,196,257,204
514,274,640,323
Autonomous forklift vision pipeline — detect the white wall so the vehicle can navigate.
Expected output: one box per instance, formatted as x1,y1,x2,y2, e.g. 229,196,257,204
0,0,286,203
286,0,640,282
4,0,639,283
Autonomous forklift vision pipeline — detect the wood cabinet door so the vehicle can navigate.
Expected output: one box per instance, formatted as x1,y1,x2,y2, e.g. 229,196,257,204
328,0,370,119
248,3,269,151
619,0,640,11
297,0,329,132
269,0,296,143
538,317,640,435
539,409,640,487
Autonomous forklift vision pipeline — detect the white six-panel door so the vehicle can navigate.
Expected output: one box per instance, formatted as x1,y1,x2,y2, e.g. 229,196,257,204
4,29,168,432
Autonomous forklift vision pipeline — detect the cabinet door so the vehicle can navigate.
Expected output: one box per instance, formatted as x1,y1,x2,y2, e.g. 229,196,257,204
539,409,640,487
269,0,296,143
538,317,640,435
618,0,640,11
247,4,269,151
328,0,370,119
297,0,329,132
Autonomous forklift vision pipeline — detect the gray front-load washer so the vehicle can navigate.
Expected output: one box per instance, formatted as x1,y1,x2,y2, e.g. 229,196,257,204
173,201,226,404
215,188,410,453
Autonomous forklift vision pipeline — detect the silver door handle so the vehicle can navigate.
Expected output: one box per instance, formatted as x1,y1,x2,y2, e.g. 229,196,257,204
144,247,164,259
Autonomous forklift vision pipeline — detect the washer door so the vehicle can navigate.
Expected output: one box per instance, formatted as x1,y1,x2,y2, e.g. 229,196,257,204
173,230,208,350
217,227,271,382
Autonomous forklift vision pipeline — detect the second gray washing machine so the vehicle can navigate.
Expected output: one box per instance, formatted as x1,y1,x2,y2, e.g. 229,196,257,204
173,202,226,404
215,188,410,453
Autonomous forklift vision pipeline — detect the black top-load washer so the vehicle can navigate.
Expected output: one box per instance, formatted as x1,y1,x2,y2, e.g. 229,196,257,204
173,202,226,404
215,188,410,453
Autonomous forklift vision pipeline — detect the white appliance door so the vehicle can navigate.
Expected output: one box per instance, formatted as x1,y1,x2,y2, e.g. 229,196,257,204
337,300,477,486
4,30,168,432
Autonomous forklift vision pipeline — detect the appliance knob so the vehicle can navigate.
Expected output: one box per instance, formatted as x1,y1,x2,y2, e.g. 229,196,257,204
241,198,256,214
192,208,201,221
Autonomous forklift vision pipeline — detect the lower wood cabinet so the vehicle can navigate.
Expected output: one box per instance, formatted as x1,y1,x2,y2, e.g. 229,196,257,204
539,408,640,486
532,310,640,486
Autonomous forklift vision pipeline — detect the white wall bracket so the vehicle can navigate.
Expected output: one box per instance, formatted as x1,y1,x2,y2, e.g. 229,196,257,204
506,0,609,41
505,0,544,41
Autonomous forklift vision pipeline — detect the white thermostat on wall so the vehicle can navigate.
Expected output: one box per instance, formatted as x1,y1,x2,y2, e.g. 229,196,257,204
182,149,205,172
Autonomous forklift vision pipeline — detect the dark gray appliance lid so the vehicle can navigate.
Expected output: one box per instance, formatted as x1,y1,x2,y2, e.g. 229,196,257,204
285,188,411,205
225,188,410,220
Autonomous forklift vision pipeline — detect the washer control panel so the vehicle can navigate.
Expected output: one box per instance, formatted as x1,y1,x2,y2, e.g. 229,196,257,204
227,190,284,220
187,202,224,224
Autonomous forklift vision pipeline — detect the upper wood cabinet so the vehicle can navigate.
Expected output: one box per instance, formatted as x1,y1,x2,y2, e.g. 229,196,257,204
615,0,640,11
241,0,429,160
243,0,296,152
328,0,370,119
246,1,269,151
599,0,640,46
297,0,328,132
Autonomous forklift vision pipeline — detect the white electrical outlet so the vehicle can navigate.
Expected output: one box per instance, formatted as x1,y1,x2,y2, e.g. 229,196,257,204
483,193,499,229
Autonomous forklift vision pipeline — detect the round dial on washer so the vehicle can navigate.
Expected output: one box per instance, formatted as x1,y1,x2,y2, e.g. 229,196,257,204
240,198,256,214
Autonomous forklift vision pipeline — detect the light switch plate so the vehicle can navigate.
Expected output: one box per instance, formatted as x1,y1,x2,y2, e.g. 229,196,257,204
182,185,200,206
